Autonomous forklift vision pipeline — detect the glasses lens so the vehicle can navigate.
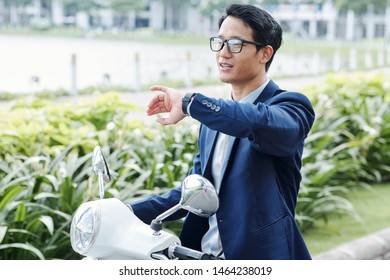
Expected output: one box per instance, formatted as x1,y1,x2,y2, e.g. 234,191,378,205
210,37,223,52
227,39,242,53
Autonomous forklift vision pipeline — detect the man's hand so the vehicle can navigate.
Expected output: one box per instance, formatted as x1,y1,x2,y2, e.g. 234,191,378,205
147,85,186,125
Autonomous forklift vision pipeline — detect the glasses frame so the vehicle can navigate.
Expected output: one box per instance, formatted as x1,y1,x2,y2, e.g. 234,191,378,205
209,37,264,54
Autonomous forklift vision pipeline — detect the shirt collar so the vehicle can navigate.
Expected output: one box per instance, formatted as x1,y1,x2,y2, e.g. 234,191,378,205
237,79,270,104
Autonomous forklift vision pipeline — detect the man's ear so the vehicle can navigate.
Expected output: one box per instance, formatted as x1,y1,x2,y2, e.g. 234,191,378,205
260,45,274,64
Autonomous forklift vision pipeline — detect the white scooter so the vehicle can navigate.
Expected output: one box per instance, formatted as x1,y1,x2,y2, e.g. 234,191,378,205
70,146,220,260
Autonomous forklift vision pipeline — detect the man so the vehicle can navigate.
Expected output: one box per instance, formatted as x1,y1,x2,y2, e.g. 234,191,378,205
131,3,315,260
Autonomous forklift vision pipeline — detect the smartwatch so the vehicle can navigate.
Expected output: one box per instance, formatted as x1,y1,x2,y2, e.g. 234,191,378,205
182,93,197,116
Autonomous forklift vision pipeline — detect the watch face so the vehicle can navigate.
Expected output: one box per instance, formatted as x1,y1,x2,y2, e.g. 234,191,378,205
184,93,195,100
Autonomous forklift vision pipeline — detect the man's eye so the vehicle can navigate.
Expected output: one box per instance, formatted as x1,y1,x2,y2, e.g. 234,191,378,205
229,40,241,45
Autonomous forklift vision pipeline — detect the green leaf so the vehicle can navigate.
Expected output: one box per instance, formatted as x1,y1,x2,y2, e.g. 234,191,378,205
0,226,7,243
34,192,60,200
14,204,26,223
0,186,27,211
0,243,45,260
39,216,54,236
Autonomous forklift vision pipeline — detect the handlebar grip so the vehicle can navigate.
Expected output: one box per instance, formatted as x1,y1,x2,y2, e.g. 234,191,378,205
170,244,219,260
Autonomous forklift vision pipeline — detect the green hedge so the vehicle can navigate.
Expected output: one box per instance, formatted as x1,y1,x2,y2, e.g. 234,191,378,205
296,72,390,230
0,72,389,259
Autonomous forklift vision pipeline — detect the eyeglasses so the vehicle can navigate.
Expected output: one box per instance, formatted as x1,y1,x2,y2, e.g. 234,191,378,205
209,37,264,54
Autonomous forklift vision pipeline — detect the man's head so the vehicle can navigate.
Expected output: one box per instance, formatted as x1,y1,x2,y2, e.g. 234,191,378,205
218,4,282,72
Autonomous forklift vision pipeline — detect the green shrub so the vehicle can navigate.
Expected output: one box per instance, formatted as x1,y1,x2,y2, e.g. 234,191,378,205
0,146,89,259
0,92,198,259
297,72,390,231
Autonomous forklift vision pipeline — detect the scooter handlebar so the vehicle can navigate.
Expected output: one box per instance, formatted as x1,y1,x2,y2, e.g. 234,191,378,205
168,243,220,260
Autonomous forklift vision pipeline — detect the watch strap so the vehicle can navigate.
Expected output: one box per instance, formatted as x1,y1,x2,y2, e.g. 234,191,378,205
182,93,197,116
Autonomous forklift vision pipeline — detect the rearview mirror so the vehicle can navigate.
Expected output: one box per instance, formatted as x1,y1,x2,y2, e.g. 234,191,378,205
150,174,219,235
92,146,111,199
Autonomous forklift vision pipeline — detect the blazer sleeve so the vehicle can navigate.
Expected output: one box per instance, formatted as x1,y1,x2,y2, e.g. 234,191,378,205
131,186,187,224
189,92,315,157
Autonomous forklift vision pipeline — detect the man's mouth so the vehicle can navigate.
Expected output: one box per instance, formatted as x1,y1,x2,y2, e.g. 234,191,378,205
219,63,233,70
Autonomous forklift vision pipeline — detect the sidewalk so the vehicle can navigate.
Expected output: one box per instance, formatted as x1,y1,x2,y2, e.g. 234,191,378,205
314,227,390,260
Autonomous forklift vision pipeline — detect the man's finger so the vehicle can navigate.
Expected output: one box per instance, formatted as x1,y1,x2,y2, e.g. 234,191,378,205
147,94,163,107
147,106,167,116
150,85,169,93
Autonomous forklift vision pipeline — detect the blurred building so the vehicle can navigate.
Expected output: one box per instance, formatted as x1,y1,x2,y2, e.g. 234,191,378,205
0,0,389,40
270,2,390,41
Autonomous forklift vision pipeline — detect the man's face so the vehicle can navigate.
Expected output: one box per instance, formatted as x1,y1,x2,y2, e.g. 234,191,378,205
216,16,264,88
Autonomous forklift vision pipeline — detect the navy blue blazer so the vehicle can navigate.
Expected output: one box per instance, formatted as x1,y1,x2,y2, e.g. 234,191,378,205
131,80,315,259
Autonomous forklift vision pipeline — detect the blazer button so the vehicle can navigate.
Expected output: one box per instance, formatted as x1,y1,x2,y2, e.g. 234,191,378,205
202,100,208,105
207,102,212,107
215,106,221,112
211,104,216,110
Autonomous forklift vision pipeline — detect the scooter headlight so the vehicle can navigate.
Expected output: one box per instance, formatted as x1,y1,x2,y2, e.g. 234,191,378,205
70,203,101,255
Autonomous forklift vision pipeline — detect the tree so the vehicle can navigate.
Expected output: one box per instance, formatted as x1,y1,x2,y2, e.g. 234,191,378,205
333,0,388,14
109,0,147,12
62,0,102,15
3,0,32,5
198,0,259,17
108,0,148,29
259,0,390,15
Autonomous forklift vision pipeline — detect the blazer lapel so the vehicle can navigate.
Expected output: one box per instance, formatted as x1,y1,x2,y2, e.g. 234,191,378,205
202,129,218,180
254,80,280,104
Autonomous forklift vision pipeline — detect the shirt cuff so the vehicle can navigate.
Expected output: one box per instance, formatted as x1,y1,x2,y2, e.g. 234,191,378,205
187,98,195,117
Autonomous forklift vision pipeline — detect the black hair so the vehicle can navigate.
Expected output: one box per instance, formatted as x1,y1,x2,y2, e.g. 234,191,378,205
218,4,282,72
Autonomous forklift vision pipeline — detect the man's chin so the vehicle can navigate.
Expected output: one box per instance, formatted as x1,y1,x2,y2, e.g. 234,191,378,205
219,76,232,84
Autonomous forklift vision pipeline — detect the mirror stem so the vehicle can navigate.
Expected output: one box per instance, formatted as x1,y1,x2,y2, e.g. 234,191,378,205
155,204,181,221
150,204,181,235
98,173,105,199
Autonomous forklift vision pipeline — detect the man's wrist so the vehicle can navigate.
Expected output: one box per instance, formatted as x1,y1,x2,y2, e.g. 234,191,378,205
182,93,197,116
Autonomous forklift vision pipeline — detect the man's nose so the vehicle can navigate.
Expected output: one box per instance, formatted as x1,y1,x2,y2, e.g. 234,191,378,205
219,42,232,57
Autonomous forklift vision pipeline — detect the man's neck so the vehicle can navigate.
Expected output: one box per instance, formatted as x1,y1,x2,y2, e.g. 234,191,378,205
231,76,268,101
